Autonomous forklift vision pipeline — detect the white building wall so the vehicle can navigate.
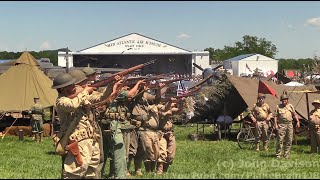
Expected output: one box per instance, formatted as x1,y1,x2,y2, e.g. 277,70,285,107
237,55,278,76
192,51,210,76
58,51,73,68
232,61,239,76
224,54,278,76
238,61,278,76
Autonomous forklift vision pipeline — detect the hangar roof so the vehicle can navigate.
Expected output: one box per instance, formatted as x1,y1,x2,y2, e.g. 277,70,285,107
74,33,193,55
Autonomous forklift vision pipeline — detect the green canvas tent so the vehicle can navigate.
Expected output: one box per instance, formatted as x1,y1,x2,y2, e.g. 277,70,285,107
0,52,58,112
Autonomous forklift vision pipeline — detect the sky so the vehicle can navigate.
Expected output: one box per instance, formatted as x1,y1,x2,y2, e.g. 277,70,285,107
0,1,319,59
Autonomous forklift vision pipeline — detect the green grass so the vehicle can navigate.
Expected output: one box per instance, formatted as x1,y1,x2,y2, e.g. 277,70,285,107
0,124,319,179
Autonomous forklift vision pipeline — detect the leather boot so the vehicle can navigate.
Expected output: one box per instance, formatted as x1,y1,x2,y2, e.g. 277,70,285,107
163,163,169,172
144,161,151,173
157,162,164,175
150,161,156,173
127,155,133,177
35,133,39,142
255,143,259,151
39,132,43,142
263,142,268,151
134,159,143,176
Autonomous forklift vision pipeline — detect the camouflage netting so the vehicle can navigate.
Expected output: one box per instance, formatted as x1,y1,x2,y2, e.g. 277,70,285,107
191,74,247,122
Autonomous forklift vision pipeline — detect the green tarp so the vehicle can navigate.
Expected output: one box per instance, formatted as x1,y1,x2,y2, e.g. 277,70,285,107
0,52,58,112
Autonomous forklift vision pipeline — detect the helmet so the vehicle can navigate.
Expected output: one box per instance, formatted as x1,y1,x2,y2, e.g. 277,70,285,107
312,99,320,106
51,73,76,89
82,67,96,76
280,94,289,101
69,69,87,84
257,93,266,99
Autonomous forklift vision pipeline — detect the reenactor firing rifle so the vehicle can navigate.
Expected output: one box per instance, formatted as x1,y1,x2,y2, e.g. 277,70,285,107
67,60,156,99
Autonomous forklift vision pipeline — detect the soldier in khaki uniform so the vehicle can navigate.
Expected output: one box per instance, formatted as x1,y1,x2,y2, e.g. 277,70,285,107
70,69,110,178
248,93,273,151
131,81,169,174
102,79,145,179
309,99,320,153
52,72,121,179
157,99,183,175
29,97,45,142
274,94,300,159
82,67,97,84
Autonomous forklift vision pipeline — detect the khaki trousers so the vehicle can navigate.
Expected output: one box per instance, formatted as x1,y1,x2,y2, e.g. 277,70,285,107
158,131,176,163
276,123,293,157
310,128,320,153
254,121,269,144
140,130,159,162
62,139,100,179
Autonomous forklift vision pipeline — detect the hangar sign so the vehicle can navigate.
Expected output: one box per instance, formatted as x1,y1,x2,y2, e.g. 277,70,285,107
79,33,191,54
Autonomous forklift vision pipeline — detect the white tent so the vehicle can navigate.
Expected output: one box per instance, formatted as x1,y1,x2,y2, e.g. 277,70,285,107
284,81,304,87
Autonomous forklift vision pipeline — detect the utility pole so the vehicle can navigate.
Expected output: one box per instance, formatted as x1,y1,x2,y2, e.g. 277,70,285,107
65,47,69,73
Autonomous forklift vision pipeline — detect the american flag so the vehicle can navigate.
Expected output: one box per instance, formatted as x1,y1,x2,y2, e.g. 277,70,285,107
177,80,188,96
246,63,252,72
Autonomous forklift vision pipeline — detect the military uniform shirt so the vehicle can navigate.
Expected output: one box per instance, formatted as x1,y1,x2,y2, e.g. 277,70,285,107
30,102,44,121
251,103,272,121
275,103,296,123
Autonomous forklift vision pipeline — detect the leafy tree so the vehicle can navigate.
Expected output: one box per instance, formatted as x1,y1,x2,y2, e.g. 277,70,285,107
205,35,278,61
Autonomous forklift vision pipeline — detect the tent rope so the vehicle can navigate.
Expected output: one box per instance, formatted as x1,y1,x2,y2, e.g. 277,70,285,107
0,113,5,120
1,117,18,140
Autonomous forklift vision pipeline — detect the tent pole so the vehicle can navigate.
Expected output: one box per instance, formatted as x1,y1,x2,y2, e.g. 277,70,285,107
224,101,227,140
306,93,310,121
51,106,55,137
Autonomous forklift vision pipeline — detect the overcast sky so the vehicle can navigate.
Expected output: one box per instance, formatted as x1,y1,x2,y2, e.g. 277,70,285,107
0,1,319,59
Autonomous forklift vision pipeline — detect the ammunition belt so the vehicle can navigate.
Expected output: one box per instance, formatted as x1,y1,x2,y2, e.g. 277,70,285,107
161,129,174,133
256,118,267,122
69,128,94,142
141,127,158,132
278,118,293,124
120,125,136,130
106,112,131,120
132,115,148,121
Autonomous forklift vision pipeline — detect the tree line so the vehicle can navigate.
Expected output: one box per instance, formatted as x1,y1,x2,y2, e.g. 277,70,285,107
0,36,315,73
205,35,314,73
0,48,69,66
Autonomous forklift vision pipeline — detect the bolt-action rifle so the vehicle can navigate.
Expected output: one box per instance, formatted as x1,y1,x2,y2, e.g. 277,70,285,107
67,60,156,99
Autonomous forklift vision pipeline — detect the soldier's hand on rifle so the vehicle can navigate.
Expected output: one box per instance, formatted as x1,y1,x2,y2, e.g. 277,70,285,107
115,79,124,88
84,86,96,94
159,82,165,88
252,117,257,124
114,75,122,81
137,79,146,86
170,97,177,101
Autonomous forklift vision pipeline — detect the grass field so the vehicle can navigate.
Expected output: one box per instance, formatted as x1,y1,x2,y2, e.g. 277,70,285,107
0,124,319,179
